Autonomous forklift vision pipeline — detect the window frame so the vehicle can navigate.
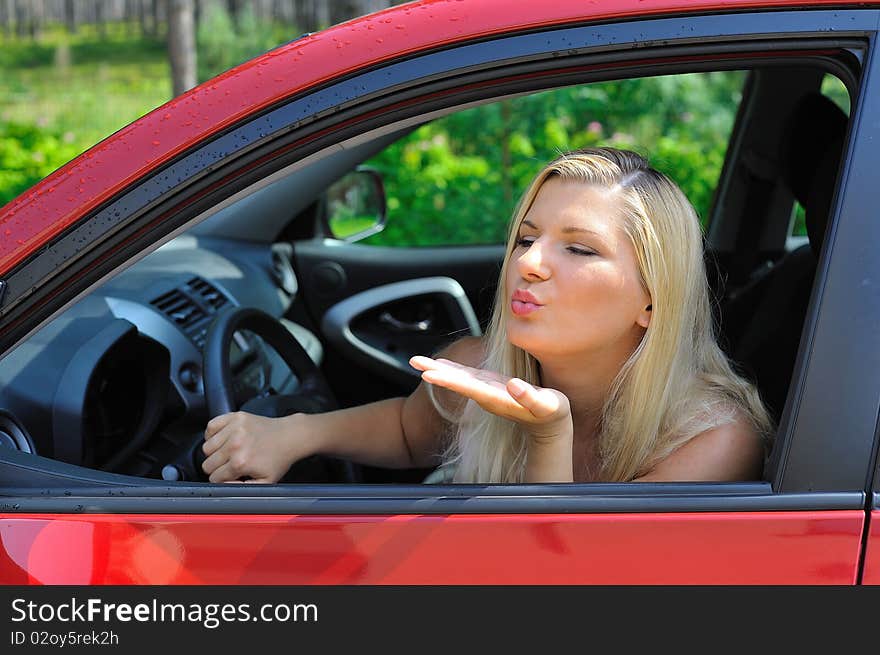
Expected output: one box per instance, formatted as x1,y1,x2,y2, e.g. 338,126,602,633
0,9,877,511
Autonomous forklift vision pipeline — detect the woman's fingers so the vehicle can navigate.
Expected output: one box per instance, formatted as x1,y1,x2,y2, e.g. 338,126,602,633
201,447,228,476
411,356,504,384
202,417,240,474
507,378,565,419
205,412,232,440
409,355,436,372
419,365,527,418
202,425,230,457
412,354,570,426
208,459,238,483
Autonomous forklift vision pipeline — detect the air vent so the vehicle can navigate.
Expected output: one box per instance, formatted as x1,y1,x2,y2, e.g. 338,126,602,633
151,277,230,349
188,276,229,311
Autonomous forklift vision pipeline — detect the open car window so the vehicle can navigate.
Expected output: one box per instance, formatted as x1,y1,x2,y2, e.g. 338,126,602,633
349,72,747,247
0,1,864,503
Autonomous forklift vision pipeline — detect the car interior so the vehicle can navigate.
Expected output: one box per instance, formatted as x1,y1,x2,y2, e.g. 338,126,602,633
0,56,855,489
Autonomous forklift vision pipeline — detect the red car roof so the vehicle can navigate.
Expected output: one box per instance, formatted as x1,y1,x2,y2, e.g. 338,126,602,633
0,0,869,274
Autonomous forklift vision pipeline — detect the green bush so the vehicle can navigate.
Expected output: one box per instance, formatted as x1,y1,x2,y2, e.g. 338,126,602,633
0,121,79,205
363,72,745,247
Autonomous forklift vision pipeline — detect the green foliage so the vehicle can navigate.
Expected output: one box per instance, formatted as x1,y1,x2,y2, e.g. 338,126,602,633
363,72,747,247
0,121,79,205
0,29,171,206
0,5,295,208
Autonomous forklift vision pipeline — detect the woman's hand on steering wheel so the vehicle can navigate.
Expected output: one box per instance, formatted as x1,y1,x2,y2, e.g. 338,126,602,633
202,411,312,483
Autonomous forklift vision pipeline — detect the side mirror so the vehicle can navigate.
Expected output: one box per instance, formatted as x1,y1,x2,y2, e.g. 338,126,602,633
324,167,386,242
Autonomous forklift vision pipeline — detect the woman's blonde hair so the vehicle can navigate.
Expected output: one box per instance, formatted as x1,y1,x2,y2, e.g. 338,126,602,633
433,147,773,483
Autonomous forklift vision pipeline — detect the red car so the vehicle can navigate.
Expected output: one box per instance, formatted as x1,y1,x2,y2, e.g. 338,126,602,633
1,0,879,584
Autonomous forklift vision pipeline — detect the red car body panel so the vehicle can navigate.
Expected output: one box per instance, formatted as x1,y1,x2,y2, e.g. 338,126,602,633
855,511,880,584
0,511,864,584
0,0,875,275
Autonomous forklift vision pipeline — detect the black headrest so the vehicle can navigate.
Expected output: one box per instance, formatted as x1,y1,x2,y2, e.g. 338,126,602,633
779,93,847,251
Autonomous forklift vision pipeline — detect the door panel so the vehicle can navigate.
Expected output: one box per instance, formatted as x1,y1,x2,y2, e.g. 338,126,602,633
0,510,864,584
322,277,481,388
292,241,503,403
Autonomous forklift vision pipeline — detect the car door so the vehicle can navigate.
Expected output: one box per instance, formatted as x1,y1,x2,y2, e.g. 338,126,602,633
1,2,878,584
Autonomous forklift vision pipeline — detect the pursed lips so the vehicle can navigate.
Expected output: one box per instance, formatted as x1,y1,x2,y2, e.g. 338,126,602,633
511,289,543,316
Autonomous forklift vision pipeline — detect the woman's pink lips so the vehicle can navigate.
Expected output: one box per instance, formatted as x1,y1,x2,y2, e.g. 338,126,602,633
511,300,541,316
511,290,543,316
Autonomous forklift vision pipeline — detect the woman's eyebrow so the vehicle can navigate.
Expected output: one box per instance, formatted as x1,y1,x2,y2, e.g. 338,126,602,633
520,219,603,237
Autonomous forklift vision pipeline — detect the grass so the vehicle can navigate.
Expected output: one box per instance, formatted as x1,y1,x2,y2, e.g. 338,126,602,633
0,12,304,208
0,14,297,205
0,25,172,154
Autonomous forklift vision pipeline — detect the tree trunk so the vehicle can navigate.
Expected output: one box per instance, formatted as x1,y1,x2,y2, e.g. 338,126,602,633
138,0,151,36
168,0,197,96
314,0,329,29
14,0,27,38
328,0,358,26
272,0,286,23
0,0,8,39
29,0,43,40
96,0,107,39
226,0,242,25
152,0,161,38
293,0,315,32
125,0,137,35
63,0,76,34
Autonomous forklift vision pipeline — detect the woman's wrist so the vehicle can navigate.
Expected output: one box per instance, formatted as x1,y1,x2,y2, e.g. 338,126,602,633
279,412,322,461
524,418,574,483
525,414,574,445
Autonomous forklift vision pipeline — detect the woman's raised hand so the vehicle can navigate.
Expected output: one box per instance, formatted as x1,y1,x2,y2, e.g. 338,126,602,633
409,355,572,441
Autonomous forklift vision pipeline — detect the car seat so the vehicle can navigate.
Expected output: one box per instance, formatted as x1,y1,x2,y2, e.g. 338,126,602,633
720,92,847,422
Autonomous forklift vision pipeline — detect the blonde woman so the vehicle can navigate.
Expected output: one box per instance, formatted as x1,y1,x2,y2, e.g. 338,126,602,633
202,148,772,484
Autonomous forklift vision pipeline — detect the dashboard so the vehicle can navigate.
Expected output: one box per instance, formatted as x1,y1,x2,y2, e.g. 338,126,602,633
0,234,322,480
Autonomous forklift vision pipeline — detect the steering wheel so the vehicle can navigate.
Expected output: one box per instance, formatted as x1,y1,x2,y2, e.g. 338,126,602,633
200,306,355,482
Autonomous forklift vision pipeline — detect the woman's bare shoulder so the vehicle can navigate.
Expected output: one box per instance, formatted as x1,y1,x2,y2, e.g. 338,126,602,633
435,335,486,367
635,410,764,483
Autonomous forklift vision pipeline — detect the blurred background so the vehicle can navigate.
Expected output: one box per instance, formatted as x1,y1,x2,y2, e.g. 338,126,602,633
0,1,405,205
1,1,845,244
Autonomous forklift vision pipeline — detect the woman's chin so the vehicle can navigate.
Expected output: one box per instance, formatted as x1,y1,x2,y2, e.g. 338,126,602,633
506,328,545,357
506,328,589,361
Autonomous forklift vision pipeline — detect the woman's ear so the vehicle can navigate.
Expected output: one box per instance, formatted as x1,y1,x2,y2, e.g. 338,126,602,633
637,303,652,329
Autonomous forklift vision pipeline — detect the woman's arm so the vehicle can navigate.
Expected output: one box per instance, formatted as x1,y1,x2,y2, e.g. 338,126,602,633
201,336,482,482
410,353,575,483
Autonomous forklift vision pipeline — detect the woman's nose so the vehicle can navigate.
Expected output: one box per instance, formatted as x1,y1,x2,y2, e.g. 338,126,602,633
516,241,551,280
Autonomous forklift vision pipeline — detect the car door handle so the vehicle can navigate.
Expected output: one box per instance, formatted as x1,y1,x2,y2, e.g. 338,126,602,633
379,311,432,332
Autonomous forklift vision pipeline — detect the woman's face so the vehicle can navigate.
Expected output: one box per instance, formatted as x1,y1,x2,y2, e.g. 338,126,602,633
505,176,652,361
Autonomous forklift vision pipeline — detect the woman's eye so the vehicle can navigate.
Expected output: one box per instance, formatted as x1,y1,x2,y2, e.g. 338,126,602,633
516,237,535,248
567,246,595,256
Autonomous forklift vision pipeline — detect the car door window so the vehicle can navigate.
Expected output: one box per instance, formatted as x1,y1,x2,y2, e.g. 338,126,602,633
357,72,746,247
